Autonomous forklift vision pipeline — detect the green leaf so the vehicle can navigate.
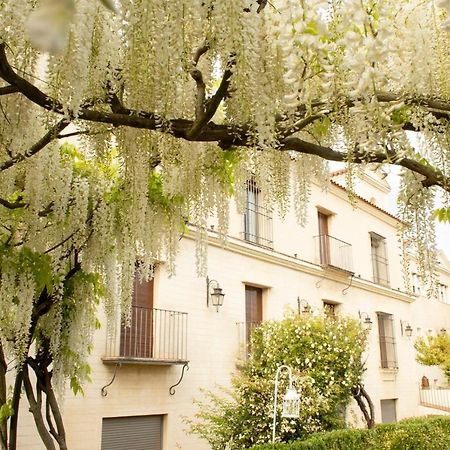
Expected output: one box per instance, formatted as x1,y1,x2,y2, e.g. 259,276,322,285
431,207,450,223
304,21,318,35
313,116,332,138
391,106,410,125
0,400,14,422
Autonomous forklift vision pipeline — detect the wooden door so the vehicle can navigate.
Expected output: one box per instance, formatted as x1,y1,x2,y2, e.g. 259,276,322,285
120,276,154,358
318,211,330,265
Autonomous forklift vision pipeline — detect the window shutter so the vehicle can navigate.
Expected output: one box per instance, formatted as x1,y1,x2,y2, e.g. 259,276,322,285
101,415,162,450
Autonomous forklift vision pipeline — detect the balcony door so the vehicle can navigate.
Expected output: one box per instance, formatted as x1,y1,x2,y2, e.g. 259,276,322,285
120,275,154,358
318,211,330,266
245,286,263,353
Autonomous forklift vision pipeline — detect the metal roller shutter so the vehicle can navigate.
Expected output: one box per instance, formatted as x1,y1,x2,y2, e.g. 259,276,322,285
101,415,163,450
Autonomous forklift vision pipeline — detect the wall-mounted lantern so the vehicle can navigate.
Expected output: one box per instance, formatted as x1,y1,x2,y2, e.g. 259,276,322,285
358,311,373,331
206,277,225,312
401,320,413,337
297,297,312,315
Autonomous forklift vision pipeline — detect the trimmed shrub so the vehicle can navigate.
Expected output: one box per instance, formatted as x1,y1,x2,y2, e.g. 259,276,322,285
250,416,450,450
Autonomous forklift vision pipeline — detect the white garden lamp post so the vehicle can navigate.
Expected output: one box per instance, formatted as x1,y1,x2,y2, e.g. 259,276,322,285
272,365,300,443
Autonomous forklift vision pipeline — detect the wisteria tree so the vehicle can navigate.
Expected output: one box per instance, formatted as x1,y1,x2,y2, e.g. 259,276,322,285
1,0,450,448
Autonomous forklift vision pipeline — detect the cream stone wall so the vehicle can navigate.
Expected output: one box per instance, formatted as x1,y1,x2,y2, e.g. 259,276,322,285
15,173,450,449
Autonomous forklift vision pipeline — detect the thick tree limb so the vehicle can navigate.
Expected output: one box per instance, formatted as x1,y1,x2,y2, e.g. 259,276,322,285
8,368,23,450
281,137,450,191
1,42,450,192
22,365,56,450
190,44,209,118
352,384,375,429
43,370,66,450
191,69,206,118
0,343,7,450
187,57,234,140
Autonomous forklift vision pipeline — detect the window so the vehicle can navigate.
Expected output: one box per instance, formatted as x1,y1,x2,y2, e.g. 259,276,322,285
101,415,163,450
411,272,422,296
438,283,448,303
380,399,397,423
244,286,263,355
370,232,389,286
244,181,273,248
323,301,338,317
377,312,398,369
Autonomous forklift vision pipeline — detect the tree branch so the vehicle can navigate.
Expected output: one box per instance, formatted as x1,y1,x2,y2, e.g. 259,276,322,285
0,197,26,210
278,112,329,139
57,129,113,139
191,69,206,119
22,365,56,450
2,42,450,193
45,398,59,446
0,85,18,96
190,44,209,118
187,57,234,140
0,119,70,172
257,0,268,13
352,384,375,429
281,137,450,190
43,369,66,449
8,367,22,450
0,44,65,114
0,343,7,450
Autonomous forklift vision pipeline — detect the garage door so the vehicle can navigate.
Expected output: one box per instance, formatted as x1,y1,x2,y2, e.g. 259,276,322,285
101,415,163,450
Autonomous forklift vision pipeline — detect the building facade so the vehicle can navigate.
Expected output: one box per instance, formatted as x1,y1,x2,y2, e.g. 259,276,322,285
17,170,450,449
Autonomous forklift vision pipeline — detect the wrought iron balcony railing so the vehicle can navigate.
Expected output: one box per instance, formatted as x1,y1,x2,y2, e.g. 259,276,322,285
419,386,450,413
104,306,188,364
314,234,353,273
243,202,273,249
236,321,261,361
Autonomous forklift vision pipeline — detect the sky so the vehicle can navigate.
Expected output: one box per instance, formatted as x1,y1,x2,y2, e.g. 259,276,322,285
385,171,450,260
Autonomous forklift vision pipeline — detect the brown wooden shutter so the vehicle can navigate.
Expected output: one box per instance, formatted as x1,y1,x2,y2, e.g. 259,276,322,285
120,275,154,358
318,211,330,265
245,286,263,352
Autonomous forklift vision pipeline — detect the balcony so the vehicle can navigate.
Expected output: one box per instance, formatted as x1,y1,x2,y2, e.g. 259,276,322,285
236,322,261,362
243,202,273,249
103,306,188,365
419,386,450,413
314,234,353,273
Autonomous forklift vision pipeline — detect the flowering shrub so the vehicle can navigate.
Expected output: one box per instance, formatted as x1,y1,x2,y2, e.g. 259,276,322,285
188,313,367,449
415,333,450,381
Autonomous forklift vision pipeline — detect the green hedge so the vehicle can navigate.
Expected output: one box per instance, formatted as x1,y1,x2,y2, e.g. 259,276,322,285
250,416,450,450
